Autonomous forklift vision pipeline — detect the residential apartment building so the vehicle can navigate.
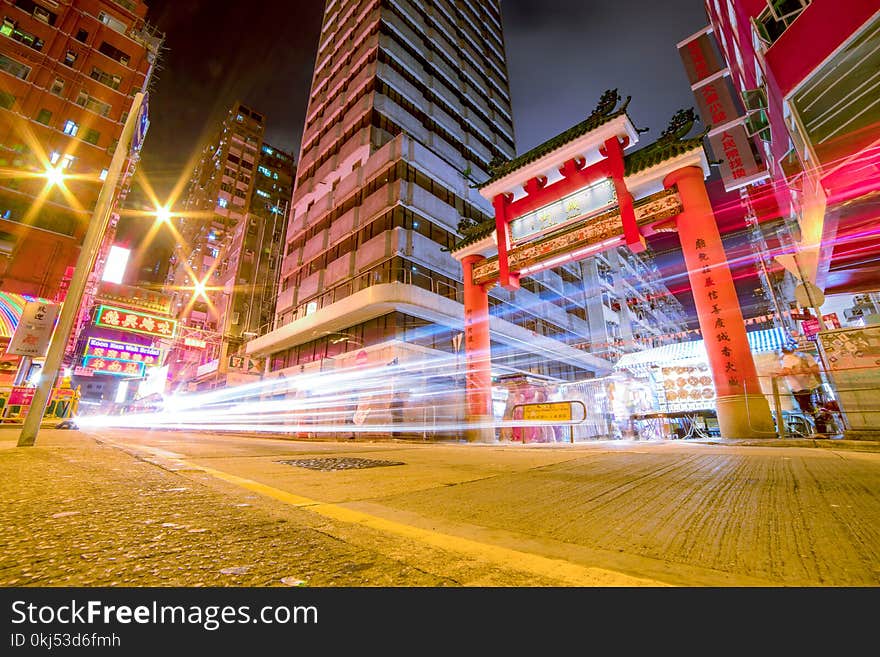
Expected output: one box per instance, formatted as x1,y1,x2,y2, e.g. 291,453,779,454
165,102,295,391
245,0,684,434
0,0,161,300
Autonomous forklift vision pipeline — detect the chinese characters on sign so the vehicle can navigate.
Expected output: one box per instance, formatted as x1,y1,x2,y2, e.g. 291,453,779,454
694,76,738,127
694,237,740,390
6,301,61,357
94,305,177,339
678,31,724,85
509,179,617,244
85,338,161,366
521,402,573,422
707,125,766,190
678,28,768,192
473,188,683,285
82,355,146,377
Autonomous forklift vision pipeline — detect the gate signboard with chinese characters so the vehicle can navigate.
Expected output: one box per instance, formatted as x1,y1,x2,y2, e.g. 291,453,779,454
453,91,775,440
94,305,177,339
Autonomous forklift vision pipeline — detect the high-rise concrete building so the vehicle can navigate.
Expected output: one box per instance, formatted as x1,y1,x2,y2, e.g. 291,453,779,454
0,0,162,300
224,142,295,345
165,102,295,391
246,0,683,434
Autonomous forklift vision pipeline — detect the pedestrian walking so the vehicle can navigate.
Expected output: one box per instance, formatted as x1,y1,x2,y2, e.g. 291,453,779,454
776,344,822,416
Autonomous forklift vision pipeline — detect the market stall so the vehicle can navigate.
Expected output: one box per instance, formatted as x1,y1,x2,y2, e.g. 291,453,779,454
615,327,795,438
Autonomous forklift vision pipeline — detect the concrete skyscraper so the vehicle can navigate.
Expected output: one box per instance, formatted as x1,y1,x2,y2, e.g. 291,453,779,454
247,0,683,434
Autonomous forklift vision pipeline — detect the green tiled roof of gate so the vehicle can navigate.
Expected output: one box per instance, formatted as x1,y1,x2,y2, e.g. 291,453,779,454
452,220,497,252
452,136,706,253
623,136,705,176
480,108,630,186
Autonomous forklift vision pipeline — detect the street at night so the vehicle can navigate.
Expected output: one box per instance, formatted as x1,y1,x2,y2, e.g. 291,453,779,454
3,427,879,587
1,0,880,647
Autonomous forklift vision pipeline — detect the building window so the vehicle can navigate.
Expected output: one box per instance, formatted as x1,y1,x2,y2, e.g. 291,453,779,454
16,0,58,25
35,108,52,125
1,16,44,50
50,78,65,95
63,51,78,67
83,129,100,145
76,91,112,117
0,53,31,79
58,154,75,169
90,66,121,90
97,41,131,66
99,169,108,181
75,28,88,42
218,197,229,208
0,91,13,109
755,0,811,45
62,120,79,136
97,11,128,35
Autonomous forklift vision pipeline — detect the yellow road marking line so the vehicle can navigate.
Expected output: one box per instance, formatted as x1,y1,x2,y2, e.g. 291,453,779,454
104,438,671,586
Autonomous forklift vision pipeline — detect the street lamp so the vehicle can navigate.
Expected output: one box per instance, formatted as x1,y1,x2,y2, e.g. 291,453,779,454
155,205,172,224
18,92,147,447
43,165,66,188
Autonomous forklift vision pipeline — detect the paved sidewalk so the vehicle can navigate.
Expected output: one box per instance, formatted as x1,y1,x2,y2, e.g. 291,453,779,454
0,428,465,587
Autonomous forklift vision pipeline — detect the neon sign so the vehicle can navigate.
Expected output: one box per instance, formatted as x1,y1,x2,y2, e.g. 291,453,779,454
94,305,177,338
86,337,161,365
82,355,146,377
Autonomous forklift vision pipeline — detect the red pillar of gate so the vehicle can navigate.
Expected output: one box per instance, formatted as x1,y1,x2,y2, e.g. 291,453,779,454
462,254,495,442
664,166,775,438
603,137,646,254
493,193,519,290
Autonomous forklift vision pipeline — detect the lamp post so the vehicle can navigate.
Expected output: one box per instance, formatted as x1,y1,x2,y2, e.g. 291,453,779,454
18,92,147,447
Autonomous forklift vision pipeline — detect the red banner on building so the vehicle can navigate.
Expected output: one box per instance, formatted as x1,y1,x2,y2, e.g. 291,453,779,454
693,74,740,129
678,31,725,85
679,28,768,192
707,124,767,191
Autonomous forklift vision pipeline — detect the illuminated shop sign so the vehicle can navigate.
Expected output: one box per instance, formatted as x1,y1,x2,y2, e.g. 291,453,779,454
82,355,147,378
509,178,616,244
183,336,207,348
85,337,161,366
94,305,177,338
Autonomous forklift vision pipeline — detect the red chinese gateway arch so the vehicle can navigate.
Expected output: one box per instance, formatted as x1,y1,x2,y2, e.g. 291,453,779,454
452,92,775,441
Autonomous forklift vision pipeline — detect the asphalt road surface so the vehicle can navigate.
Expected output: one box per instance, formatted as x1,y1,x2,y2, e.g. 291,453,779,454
3,428,879,587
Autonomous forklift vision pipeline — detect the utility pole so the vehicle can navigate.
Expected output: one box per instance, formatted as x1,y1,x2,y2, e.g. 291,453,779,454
18,93,146,447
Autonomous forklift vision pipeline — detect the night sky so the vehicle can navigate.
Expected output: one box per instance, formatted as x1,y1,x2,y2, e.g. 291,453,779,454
129,0,709,200
123,0,732,322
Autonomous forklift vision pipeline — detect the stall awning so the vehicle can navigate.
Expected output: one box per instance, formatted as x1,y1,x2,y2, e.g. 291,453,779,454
614,327,795,371
615,340,706,370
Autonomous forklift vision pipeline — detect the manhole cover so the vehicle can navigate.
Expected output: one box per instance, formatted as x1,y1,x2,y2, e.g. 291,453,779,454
277,457,405,471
